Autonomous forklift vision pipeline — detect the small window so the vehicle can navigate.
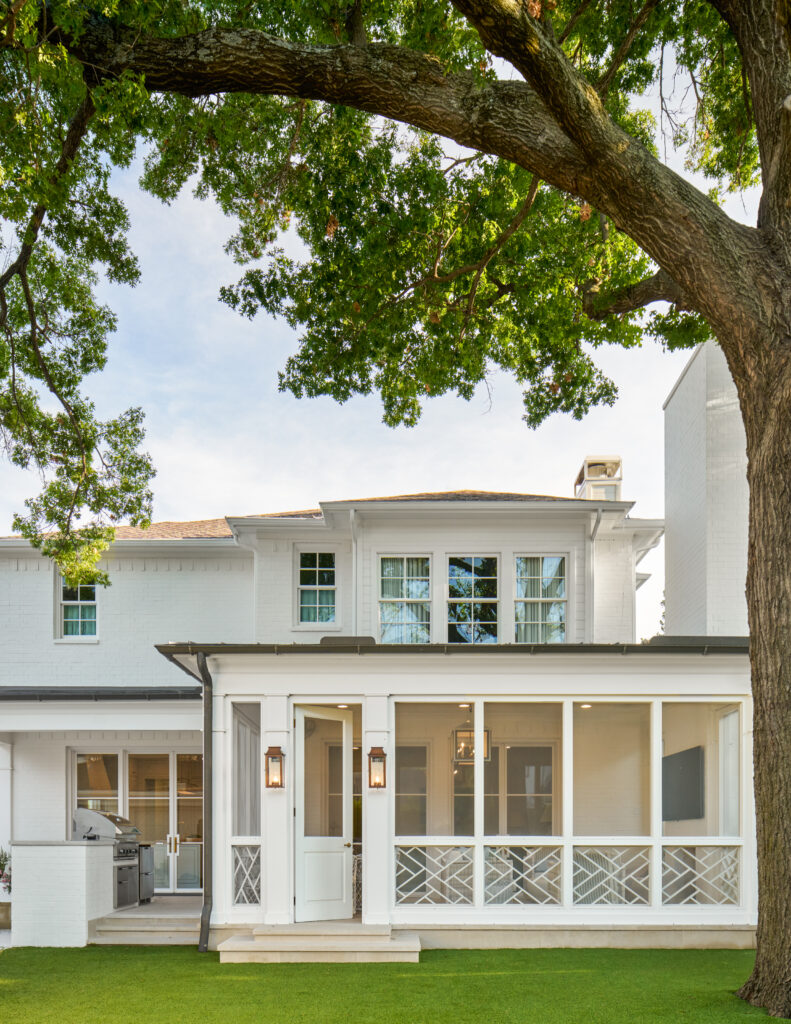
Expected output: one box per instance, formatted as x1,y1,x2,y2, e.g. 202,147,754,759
380,556,430,643
61,580,97,637
298,552,336,623
514,556,566,643
448,556,498,644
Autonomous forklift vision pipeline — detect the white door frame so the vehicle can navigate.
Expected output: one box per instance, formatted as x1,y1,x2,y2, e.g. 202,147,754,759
294,705,354,922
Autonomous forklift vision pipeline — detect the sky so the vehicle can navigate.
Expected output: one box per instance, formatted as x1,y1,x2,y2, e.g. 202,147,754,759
0,70,759,642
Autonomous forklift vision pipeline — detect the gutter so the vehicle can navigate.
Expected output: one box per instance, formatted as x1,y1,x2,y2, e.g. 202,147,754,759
196,652,213,954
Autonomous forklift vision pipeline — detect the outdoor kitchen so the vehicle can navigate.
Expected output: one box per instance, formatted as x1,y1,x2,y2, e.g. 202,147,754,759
10,808,157,947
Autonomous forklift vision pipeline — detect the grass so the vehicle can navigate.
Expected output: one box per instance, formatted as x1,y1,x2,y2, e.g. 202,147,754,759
0,946,785,1023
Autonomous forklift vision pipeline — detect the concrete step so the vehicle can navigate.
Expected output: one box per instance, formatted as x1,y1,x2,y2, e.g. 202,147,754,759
218,930,421,964
91,916,201,945
253,921,391,938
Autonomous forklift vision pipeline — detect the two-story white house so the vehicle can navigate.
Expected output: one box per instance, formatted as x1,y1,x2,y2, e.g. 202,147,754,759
0,441,753,958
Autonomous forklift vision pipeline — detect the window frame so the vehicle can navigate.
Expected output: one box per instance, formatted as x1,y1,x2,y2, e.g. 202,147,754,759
446,553,500,645
293,545,342,631
378,554,432,645
54,571,99,643
513,553,568,645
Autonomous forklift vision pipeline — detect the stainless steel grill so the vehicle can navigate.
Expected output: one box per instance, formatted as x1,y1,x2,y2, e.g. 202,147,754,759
73,808,142,908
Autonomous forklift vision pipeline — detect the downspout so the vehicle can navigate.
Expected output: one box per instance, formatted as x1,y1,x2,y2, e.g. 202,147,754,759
196,652,213,953
350,509,359,635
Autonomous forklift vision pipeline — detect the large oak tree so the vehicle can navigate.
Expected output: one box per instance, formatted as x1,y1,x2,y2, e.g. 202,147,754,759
2,1,791,1012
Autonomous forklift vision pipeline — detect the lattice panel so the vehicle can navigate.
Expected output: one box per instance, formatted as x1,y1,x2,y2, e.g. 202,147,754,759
395,846,474,905
573,846,650,905
353,853,363,913
232,845,261,906
662,846,739,905
484,846,561,905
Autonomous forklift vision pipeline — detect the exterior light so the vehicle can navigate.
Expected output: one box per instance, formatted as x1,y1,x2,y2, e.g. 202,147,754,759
368,747,386,788
453,728,491,763
580,704,593,710
265,746,284,788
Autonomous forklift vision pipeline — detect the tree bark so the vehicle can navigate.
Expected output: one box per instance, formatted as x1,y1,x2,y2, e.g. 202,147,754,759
726,332,791,1019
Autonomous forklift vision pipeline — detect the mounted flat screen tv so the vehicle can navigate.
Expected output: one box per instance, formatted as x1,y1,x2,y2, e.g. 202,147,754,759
662,745,705,821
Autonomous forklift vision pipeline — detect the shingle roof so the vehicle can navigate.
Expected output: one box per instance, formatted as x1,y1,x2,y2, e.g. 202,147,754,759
5,490,600,542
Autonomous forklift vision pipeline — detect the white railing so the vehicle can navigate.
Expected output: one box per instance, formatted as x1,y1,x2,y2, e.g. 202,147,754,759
394,841,742,910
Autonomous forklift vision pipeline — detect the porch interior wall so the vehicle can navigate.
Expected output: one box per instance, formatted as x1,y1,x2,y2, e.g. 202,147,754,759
573,704,650,835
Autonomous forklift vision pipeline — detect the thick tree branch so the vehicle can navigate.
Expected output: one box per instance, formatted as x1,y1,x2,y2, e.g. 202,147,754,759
581,268,687,320
706,0,791,232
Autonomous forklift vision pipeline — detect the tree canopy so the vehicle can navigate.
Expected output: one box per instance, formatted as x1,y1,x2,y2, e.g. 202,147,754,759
1,0,749,579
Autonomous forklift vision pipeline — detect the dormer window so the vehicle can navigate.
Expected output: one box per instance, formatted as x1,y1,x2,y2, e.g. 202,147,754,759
514,556,566,643
298,552,336,623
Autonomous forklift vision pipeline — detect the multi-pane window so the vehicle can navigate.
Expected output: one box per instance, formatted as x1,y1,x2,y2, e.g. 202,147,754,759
298,552,336,623
380,556,431,643
61,580,97,637
447,556,498,644
514,556,566,643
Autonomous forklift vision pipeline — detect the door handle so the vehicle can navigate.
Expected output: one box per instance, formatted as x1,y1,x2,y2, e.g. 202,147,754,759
344,842,352,848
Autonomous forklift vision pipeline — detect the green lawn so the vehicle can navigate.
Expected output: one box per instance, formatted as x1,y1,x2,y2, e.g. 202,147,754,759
0,946,784,1023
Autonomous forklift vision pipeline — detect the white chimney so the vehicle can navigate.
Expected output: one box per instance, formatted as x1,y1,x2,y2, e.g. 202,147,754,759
574,456,623,501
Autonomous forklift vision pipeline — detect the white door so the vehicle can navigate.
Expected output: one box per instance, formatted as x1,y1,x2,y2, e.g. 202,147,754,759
295,706,354,922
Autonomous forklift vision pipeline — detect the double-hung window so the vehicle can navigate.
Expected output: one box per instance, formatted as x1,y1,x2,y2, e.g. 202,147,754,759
447,556,498,644
60,579,97,637
514,555,566,643
298,552,336,623
379,556,431,643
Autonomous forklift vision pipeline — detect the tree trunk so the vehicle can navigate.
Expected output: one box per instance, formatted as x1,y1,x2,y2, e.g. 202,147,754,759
736,339,791,1018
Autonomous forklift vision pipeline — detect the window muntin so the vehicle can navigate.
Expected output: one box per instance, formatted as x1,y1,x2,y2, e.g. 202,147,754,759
298,552,336,623
447,556,498,644
380,556,430,643
514,556,566,643
61,581,97,637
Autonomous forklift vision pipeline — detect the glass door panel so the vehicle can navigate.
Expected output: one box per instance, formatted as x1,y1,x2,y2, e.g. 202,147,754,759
128,753,171,889
176,754,203,890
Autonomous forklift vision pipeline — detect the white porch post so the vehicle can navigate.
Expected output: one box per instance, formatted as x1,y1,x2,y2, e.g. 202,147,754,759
650,699,663,908
262,695,292,924
562,700,574,907
0,740,12,854
212,688,229,922
362,694,390,925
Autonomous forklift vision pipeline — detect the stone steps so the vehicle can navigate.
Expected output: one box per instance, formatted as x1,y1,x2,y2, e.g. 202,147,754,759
218,925,421,963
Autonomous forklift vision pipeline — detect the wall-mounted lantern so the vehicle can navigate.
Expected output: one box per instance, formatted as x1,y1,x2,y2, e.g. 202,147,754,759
265,746,284,788
368,747,387,789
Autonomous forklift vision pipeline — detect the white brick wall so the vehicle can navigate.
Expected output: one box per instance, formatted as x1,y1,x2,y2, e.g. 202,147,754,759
0,548,254,689
664,342,748,636
11,841,114,946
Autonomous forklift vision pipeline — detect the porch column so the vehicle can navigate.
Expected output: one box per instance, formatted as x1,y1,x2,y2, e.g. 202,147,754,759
362,695,390,925
0,740,11,854
262,695,292,924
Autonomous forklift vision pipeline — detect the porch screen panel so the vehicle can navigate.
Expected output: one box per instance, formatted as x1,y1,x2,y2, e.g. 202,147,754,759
232,703,261,836
573,704,650,836
662,703,740,837
304,716,343,837
395,703,477,836
76,753,119,814
484,703,561,836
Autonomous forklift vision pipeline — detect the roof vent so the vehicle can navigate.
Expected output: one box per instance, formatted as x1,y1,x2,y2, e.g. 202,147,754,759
574,456,623,501
319,636,376,647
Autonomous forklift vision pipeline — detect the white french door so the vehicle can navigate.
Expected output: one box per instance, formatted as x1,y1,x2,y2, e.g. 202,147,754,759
127,752,203,893
294,706,354,921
